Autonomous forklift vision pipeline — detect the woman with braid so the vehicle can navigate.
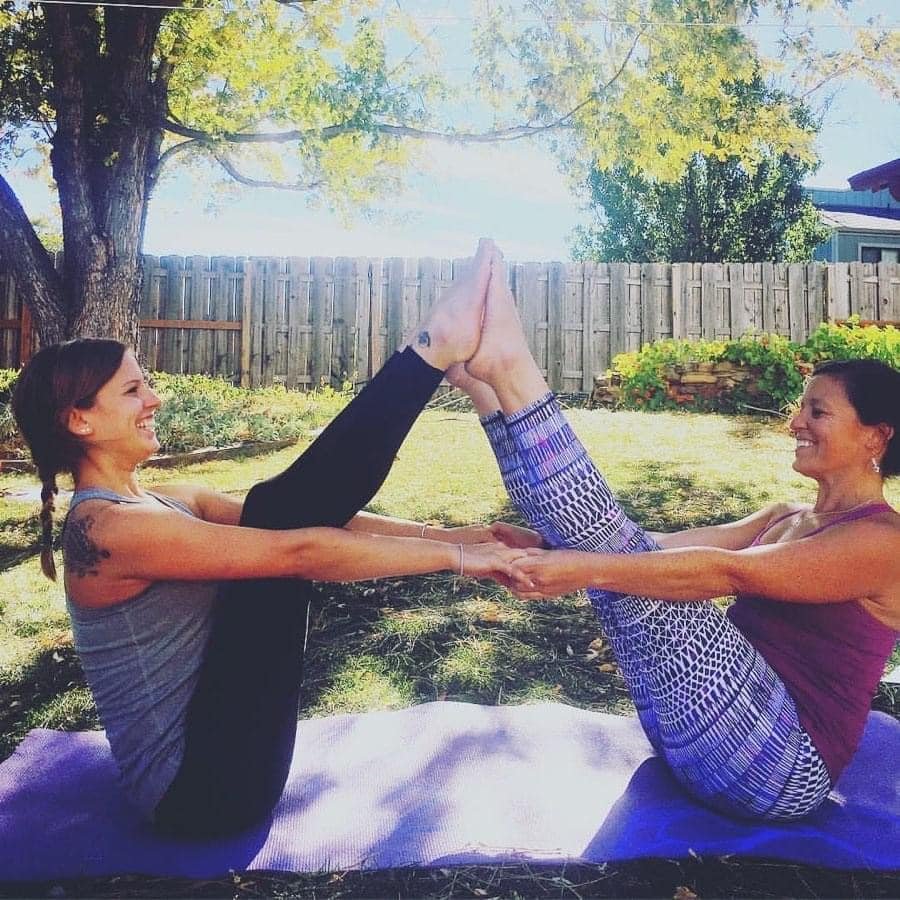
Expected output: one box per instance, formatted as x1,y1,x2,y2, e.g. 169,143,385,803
458,249,899,821
11,239,538,837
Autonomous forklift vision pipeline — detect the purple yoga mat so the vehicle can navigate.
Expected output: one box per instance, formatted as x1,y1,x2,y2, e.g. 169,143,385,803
0,702,897,880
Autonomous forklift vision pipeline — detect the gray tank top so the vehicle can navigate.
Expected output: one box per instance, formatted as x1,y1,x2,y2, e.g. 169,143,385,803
64,488,218,817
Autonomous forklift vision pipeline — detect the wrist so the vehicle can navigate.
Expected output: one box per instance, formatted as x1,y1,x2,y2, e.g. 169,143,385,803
444,542,459,573
457,524,491,544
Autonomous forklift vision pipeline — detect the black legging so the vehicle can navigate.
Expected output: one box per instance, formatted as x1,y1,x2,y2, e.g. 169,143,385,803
154,348,443,836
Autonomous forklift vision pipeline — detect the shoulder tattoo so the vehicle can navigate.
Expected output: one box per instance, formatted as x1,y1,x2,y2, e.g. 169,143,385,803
417,330,432,347
63,514,112,578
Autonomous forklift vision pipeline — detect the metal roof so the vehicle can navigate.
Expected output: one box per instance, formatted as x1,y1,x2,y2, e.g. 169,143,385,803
818,209,900,233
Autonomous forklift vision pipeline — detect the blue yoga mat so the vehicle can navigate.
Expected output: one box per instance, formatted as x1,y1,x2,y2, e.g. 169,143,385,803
0,702,897,880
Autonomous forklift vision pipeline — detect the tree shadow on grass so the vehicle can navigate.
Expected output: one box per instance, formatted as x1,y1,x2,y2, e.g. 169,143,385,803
0,642,95,762
298,467,779,723
726,414,788,445
298,467,774,725
298,496,637,725
0,503,41,570
614,460,773,531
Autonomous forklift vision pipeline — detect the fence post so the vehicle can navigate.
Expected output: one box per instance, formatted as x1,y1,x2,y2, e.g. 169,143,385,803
240,259,252,387
19,303,33,367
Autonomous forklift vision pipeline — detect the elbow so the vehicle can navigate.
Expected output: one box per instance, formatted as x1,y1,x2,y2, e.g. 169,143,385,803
267,528,324,580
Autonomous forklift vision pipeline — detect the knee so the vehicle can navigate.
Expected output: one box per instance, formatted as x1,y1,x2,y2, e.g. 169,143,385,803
240,478,287,528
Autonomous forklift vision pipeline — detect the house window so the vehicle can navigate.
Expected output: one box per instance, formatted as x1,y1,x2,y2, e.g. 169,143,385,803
861,246,900,263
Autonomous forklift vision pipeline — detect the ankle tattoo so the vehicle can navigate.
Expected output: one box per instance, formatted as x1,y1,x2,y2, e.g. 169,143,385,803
417,330,432,348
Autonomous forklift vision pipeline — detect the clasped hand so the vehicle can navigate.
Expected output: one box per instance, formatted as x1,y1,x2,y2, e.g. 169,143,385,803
507,547,592,600
463,525,591,599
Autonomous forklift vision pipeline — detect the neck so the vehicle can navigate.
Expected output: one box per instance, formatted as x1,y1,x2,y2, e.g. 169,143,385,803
74,455,144,499
813,473,885,514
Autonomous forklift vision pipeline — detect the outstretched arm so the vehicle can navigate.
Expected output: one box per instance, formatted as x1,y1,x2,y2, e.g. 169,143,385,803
63,500,529,609
514,517,899,616
346,511,543,548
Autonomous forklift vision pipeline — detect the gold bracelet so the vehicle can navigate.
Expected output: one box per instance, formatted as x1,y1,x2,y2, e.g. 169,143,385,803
457,543,464,577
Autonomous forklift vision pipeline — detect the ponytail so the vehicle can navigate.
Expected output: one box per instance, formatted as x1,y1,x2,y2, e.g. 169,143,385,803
39,476,58,581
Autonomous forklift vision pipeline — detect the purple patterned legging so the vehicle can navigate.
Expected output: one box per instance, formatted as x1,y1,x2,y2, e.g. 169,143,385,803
482,394,831,820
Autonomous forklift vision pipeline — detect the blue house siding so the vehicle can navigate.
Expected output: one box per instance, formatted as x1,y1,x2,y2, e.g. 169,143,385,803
812,229,900,263
807,187,900,262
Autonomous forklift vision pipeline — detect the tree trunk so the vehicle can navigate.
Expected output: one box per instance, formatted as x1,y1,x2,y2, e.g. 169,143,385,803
0,2,170,348
68,258,143,347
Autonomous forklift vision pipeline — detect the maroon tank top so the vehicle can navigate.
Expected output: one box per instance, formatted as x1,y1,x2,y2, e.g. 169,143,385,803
727,502,897,782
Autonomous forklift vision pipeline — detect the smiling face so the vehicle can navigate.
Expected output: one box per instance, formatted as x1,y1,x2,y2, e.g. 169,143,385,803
788,374,881,480
67,351,162,463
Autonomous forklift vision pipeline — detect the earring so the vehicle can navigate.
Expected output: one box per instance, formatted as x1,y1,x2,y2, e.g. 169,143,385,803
872,457,881,475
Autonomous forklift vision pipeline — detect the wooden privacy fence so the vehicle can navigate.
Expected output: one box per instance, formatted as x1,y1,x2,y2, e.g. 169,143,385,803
2,258,899,392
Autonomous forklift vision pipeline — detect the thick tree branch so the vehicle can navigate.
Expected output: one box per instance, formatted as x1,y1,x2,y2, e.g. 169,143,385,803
160,29,644,151
44,4,102,246
0,172,67,344
100,4,170,247
162,118,563,146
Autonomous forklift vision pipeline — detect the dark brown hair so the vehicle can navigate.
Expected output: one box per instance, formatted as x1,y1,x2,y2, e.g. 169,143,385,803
813,358,900,478
11,339,127,579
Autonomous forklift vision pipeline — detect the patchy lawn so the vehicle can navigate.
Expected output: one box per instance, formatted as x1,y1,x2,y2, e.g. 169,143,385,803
1,402,898,898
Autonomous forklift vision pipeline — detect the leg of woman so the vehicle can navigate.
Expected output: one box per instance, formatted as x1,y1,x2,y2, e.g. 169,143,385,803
448,363,662,752
464,257,831,820
155,242,495,836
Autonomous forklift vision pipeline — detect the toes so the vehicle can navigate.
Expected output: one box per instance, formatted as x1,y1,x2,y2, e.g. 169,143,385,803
475,237,496,260
489,248,509,282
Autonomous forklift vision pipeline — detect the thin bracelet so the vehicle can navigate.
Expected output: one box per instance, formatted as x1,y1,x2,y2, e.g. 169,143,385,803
457,543,465,577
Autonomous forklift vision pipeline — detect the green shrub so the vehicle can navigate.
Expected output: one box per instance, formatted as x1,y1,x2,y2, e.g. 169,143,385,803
800,318,900,368
608,322,899,414
719,333,806,413
0,369,21,456
151,373,352,453
0,368,18,404
151,372,254,452
611,339,725,410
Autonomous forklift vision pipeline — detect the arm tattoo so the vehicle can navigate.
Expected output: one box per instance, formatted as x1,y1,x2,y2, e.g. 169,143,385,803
63,514,111,578
417,330,432,347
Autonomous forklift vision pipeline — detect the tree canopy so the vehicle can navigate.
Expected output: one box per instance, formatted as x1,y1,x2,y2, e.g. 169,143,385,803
571,151,832,262
570,84,833,262
0,0,896,343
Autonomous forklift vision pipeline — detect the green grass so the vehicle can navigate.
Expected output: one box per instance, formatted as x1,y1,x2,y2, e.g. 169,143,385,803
1,403,898,898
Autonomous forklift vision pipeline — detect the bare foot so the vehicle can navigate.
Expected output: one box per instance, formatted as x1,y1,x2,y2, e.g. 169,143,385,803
407,238,495,371
466,253,550,413
466,254,531,385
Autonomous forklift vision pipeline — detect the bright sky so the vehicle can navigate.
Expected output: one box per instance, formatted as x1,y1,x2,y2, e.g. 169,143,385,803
8,1,900,263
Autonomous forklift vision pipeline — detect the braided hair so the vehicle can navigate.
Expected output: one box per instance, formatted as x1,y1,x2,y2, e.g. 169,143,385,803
12,339,127,580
